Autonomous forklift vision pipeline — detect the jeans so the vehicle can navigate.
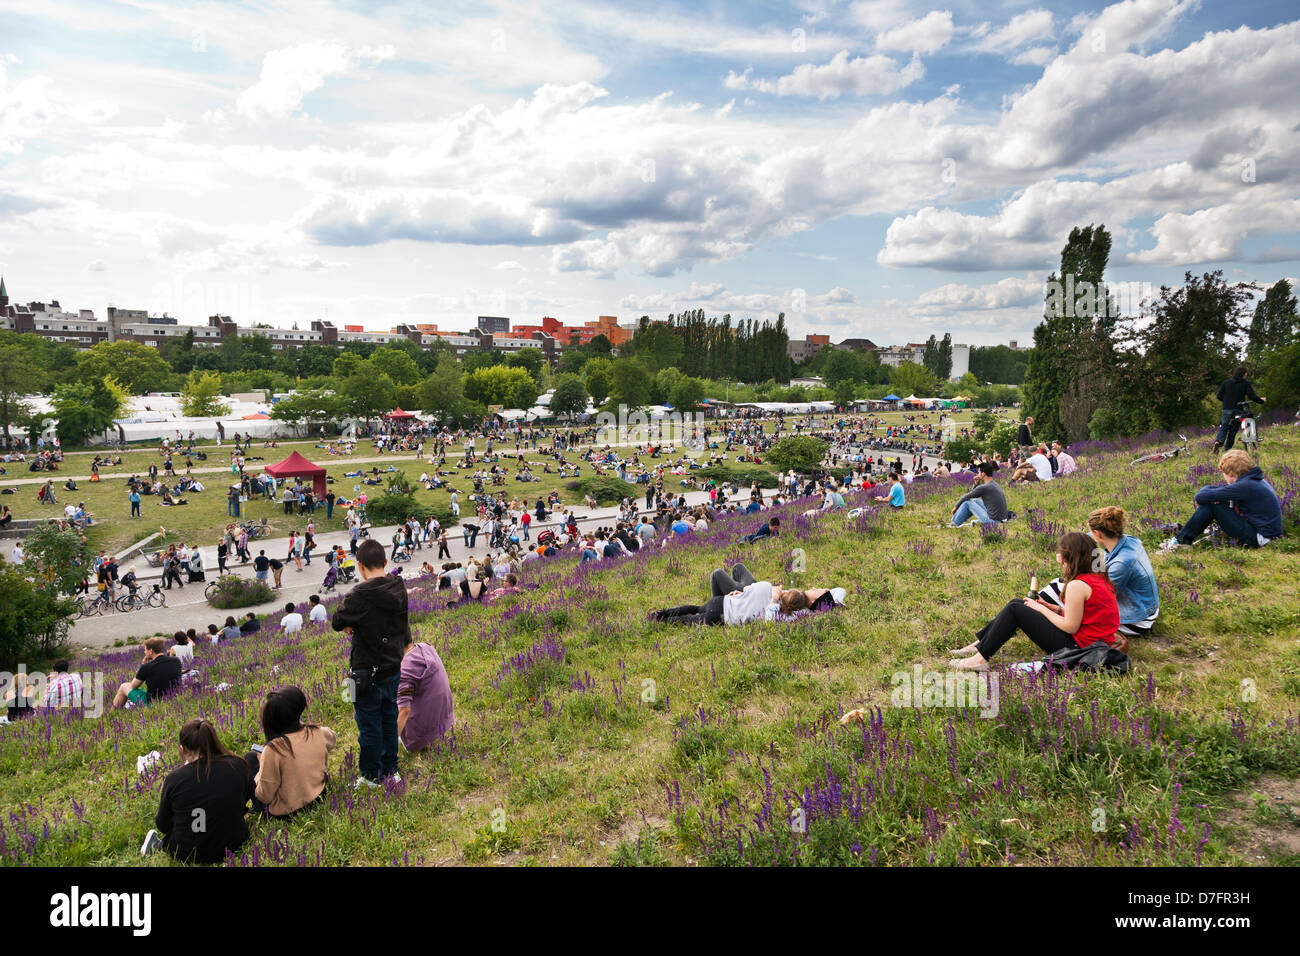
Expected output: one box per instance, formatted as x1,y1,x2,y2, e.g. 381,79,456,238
1214,409,1239,450
354,672,400,781
710,564,757,596
951,498,992,526
464,529,478,547
130,500,141,517
1176,501,1261,547
326,501,334,519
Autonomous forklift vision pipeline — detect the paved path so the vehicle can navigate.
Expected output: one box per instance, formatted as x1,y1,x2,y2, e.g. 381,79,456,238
65,489,727,649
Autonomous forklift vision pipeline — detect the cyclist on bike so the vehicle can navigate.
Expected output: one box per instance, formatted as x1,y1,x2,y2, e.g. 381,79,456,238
1213,366,1265,453
121,566,139,599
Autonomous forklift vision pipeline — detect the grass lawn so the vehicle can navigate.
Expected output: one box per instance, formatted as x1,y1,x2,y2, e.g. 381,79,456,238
2,420,1297,866
5,412,945,555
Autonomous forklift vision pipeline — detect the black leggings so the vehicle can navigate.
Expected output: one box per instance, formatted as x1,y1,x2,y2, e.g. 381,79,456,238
654,564,757,626
974,598,1077,660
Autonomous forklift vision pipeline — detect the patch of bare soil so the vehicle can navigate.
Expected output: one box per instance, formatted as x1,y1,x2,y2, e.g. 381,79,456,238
1221,774,1300,863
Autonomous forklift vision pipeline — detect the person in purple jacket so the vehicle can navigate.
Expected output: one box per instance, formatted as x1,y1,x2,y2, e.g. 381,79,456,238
1159,450,1283,553
396,636,454,752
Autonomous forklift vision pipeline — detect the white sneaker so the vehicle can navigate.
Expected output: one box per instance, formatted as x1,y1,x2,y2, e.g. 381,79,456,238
351,776,381,790
1157,537,1186,554
140,829,163,855
1257,534,1271,547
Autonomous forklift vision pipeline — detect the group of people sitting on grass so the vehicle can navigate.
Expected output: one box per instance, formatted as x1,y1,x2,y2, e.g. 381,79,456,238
944,448,1282,670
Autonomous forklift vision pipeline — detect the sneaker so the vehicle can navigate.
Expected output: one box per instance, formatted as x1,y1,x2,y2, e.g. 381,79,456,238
1256,533,1271,548
1157,537,1186,554
351,776,381,790
140,829,163,855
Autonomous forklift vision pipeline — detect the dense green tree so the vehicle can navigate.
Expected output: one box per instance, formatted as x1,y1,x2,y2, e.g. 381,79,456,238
0,344,40,444
608,357,652,410
419,354,468,423
969,345,1028,385
583,357,613,406
549,373,589,418
503,347,545,382
889,361,939,396
668,375,705,412
1114,271,1257,432
339,369,395,425
74,340,174,394
367,346,420,386
50,379,122,444
1246,278,1297,366
181,369,229,416
463,365,538,410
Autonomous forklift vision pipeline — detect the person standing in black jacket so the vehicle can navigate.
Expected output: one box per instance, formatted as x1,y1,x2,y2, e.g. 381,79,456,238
1213,367,1265,453
1017,416,1034,450
332,539,409,786
142,719,251,863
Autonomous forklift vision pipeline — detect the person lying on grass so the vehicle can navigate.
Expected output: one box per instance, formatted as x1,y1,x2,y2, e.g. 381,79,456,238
1158,449,1283,553
1034,506,1158,649
649,563,843,626
948,531,1119,672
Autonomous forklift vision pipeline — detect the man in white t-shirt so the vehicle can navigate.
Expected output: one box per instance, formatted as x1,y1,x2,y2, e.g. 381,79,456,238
281,602,304,634
308,594,328,624
1014,445,1054,483
11,541,24,564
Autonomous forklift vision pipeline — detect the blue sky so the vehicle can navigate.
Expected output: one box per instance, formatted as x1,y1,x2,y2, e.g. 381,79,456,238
0,0,1297,346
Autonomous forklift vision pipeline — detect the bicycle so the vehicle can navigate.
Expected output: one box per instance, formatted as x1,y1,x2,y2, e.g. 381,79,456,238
1130,434,1189,466
1229,401,1261,456
117,584,166,612
240,518,270,540
78,589,117,617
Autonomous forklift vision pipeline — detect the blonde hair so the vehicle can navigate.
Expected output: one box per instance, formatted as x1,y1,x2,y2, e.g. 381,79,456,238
1218,449,1253,478
1087,506,1126,538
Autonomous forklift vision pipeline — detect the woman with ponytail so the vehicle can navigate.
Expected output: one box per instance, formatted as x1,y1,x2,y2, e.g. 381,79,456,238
144,719,252,862
1033,507,1159,648
949,532,1120,671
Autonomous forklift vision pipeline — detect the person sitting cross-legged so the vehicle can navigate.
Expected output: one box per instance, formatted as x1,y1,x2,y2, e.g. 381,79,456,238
948,532,1119,671
949,461,1007,526
245,687,335,819
112,637,183,709
1158,449,1283,553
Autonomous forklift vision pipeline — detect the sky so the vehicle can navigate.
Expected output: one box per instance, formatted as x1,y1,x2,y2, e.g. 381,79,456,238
1,0,1297,347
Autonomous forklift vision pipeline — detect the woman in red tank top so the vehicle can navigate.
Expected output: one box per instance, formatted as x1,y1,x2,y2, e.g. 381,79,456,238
950,532,1119,670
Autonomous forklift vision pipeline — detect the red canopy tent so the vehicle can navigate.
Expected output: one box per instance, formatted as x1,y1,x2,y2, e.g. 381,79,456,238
264,451,328,497
385,407,416,420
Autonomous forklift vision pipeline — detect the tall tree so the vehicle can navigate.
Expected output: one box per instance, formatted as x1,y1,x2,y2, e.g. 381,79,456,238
1023,224,1118,442
0,344,39,444
1246,278,1298,366
1117,271,1258,432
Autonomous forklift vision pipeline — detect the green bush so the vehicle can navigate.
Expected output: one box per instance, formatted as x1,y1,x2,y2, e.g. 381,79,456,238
696,465,778,488
767,435,827,472
366,493,458,527
566,476,637,505
206,574,276,609
0,564,74,668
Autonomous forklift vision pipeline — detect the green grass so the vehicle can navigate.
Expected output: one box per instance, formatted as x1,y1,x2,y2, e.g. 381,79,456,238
8,415,1294,867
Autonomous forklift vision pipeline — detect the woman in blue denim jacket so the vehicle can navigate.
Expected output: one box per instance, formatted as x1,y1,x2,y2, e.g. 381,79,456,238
1037,506,1159,641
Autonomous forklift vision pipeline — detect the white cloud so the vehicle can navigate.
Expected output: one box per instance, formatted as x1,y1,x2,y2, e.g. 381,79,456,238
0,62,52,154
876,11,955,54
235,42,394,121
724,51,924,99
971,9,1055,54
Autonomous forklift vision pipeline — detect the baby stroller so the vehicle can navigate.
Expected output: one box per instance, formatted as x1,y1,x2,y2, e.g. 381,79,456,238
536,529,557,547
322,563,340,593
392,543,413,562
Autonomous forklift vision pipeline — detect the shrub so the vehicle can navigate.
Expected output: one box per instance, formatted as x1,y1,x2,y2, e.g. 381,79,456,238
696,465,778,488
206,574,276,609
567,475,636,505
767,435,828,472
366,493,458,527
0,563,74,668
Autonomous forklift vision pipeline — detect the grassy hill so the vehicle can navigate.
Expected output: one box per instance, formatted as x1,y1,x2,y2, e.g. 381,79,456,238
3,424,1299,866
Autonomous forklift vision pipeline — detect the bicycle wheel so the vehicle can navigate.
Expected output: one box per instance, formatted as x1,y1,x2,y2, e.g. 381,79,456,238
115,595,133,612
204,581,219,600
148,590,167,608
1129,453,1164,466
